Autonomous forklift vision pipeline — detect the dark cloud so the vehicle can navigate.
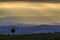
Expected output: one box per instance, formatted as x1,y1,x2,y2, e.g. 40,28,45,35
0,0,60,2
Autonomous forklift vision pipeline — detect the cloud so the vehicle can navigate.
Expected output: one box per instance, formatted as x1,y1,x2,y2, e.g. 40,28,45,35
0,2,60,17
0,0,60,2
0,2,60,25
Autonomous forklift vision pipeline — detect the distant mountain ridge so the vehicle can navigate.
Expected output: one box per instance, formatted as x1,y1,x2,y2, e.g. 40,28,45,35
0,24,60,34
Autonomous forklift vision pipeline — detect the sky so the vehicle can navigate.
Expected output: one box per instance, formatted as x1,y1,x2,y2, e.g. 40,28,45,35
0,0,60,1
0,1,60,25
0,0,59,1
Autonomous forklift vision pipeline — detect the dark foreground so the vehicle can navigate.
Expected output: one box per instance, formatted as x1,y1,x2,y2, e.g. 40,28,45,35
0,32,60,40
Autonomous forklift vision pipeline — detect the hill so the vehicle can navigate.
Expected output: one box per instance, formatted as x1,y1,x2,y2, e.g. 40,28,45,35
0,24,60,34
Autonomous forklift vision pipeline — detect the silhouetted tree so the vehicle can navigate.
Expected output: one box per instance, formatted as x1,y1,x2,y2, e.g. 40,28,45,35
11,27,15,35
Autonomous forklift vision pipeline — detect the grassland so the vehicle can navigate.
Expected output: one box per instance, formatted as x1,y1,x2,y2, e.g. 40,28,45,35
0,32,60,40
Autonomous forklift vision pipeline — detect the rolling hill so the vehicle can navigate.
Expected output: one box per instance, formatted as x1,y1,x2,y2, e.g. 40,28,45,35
0,24,60,34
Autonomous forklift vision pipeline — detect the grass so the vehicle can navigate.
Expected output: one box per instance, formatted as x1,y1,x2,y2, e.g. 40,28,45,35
0,32,60,40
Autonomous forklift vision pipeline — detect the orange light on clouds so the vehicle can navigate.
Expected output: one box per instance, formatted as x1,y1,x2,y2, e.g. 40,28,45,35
0,2,60,25
0,2,60,9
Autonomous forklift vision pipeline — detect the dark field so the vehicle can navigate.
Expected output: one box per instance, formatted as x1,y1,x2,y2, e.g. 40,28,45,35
0,32,60,40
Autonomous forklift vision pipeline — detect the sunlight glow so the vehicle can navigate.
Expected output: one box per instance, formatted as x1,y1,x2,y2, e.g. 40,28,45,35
0,2,60,9
0,2,60,25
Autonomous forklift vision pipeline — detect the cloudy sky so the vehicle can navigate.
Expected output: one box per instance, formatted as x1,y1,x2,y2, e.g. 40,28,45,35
0,0,59,1
0,1,60,25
